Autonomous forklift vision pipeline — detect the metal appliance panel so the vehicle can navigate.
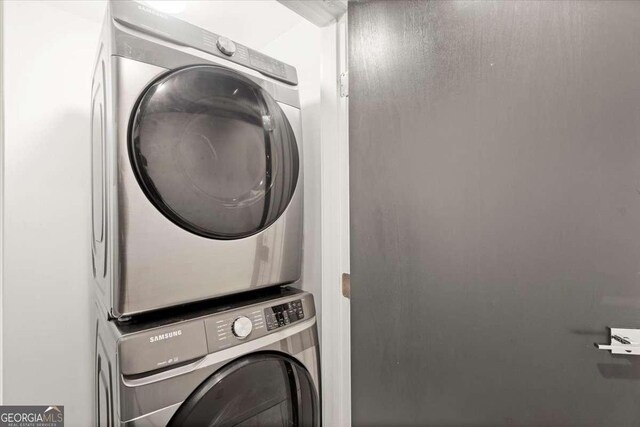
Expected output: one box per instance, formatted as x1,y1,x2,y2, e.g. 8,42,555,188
118,320,208,376
92,18,116,314
92,3,305,319
110,56,303,317
114,292,318,424
109,0,298,85
109,14,301,108
349,1,640,426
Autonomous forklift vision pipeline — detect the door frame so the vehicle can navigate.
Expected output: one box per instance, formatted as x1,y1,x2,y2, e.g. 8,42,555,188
0,0,5,405
276,2,351,426
319,13,351,427
0,0,348,417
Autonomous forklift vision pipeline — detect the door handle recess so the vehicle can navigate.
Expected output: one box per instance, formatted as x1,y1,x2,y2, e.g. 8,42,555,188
595,328,640,355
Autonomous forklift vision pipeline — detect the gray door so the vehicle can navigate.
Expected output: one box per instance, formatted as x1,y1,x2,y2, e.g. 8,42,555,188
349,1,640,426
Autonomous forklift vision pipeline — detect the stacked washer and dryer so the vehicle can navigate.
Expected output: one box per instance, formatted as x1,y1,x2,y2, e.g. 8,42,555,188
91,2,320,425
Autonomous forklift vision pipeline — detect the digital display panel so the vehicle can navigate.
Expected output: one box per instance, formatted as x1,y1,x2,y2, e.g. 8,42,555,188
265,299,304,331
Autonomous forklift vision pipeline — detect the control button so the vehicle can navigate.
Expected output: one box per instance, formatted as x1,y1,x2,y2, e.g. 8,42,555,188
232,316,253,339
216,36,236,56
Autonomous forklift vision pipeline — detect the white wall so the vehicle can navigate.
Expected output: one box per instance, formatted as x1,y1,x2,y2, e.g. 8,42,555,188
2,1,322,426
3,1,104,424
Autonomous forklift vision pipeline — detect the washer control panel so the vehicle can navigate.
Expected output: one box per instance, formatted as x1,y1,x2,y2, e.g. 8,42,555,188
119,292,315,376
203,293,314,353
265,299,304,331
232,316,253,339
210,308,264,347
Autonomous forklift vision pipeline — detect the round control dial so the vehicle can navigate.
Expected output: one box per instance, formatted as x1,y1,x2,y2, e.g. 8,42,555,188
232,316,253,339
216,36,236,56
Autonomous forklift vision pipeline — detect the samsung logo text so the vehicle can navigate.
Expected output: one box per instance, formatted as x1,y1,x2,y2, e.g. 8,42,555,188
150,330,182,343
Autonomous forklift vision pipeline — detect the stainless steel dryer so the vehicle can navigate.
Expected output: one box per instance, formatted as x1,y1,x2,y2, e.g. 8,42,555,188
94,288,320,426
91,1,304,318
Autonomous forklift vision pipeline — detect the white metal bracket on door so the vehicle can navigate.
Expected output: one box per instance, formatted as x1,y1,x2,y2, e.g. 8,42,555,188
595,328,640,355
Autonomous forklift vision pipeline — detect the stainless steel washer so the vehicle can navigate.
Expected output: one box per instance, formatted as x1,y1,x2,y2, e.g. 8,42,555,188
94,288,320,426
91,1,304,318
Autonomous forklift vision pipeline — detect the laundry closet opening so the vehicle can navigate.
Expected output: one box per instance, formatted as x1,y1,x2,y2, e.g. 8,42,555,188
1,1,350,426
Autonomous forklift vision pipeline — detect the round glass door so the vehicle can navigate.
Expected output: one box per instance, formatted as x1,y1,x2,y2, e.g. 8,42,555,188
168,352,319,427
129,65,299,240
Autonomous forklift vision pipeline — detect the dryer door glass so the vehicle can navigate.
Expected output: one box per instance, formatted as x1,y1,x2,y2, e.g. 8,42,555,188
167,353,319,427
130,65,299,240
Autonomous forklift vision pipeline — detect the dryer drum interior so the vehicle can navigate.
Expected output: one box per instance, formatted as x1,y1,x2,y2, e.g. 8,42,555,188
129,65,300,240
168,352,319,427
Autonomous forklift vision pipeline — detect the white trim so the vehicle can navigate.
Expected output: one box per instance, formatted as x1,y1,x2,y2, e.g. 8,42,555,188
0,0,5,405
319,21,340,425
278,0,347,27
320,14,351,427
336,13,351,427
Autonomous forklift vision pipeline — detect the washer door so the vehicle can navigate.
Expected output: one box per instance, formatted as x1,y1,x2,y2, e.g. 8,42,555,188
168,353,319,427
130,65,299,240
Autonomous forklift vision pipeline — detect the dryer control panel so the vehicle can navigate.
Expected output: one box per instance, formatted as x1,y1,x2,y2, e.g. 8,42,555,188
111,1,298,85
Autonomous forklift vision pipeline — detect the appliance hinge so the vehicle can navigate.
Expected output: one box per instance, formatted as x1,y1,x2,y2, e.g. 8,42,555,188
339,71,349,98
342,273,350,299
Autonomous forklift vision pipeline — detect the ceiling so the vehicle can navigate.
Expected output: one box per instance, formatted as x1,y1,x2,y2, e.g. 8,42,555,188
47,0,305,50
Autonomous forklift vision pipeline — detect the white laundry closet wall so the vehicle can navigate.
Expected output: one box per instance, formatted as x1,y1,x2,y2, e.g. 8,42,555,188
1,2,322,425
3,3,103,424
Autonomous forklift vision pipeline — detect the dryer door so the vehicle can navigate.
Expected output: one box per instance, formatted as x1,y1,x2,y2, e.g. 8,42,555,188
129,65,299,240
167,352,319,427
